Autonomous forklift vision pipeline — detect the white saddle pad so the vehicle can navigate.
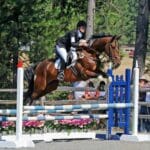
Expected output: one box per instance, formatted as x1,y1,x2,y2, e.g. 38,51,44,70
54,58,76,69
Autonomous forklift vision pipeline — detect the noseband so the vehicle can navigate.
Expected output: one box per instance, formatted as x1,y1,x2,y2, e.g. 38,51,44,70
105,41,118,62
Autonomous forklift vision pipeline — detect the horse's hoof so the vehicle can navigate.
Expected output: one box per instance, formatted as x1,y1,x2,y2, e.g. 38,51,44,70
24,97,33,105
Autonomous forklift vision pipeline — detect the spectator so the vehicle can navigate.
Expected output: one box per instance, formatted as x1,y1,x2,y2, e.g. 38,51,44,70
82,81,96,100
96,81,106,98
67,91,74,100
82,81,106,100
73,81,87,100
139,75,150,101
139,74,150,132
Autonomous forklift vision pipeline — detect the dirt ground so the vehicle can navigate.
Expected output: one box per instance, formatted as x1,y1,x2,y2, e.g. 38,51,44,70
1,139,150,150
113,53,133,76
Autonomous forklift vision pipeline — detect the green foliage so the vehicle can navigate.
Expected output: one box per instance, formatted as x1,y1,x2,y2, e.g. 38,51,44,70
0,0,141,89
95,0,138,44
46,91,69,100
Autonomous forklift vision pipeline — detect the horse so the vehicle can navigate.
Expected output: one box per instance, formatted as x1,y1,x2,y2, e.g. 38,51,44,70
24,35,121,105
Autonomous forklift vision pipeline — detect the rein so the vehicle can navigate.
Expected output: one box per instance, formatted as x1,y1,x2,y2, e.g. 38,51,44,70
88,47,100,56
105,42,116,62
77,50,98,62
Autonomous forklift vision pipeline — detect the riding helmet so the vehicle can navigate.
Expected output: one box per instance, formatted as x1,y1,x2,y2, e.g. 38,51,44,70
77,20,87,28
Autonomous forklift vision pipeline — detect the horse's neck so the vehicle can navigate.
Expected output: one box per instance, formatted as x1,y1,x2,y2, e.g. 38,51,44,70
90,37,111,67
90,38,109,53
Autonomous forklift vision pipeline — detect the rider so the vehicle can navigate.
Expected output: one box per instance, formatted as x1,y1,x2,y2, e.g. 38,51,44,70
55,20,88,81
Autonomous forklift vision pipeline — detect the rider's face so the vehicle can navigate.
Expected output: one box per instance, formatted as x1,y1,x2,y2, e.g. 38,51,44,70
79,26,86,33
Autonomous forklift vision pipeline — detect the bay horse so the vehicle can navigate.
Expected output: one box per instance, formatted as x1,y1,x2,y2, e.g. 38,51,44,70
24,35,121,104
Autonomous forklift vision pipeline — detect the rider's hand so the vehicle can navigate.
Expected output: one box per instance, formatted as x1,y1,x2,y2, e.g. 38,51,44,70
79,39,88,47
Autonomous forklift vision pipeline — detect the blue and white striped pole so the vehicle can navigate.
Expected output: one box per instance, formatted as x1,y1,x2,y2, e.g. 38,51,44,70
0,114,108,121
0,103,133,115
23,103,133,111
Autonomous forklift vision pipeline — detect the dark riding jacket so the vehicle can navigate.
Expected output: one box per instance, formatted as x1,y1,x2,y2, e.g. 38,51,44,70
56,30,85,52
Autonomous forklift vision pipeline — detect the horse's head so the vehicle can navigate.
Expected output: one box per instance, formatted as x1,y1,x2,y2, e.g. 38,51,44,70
90,35,121,68
104,35,121,67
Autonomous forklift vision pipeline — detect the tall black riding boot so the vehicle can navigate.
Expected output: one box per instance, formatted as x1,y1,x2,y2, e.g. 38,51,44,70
57,59,66,81
57,70,64,81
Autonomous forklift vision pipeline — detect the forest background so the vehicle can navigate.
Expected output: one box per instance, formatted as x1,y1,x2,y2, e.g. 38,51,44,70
0,0,150,89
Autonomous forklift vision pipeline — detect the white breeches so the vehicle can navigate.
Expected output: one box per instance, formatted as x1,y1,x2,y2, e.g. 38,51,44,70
56,45,68,63
71,50,78,63
55,45,78,67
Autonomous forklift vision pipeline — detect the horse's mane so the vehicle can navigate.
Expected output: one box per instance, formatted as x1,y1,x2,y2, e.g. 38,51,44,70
90,33,113,39
47,58,55,62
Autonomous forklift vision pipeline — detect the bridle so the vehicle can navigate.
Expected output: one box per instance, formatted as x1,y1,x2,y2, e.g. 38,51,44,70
104,40,119,62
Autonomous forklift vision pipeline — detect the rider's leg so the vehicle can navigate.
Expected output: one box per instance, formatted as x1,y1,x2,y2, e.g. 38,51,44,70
56,46,68,81
71,48,78,66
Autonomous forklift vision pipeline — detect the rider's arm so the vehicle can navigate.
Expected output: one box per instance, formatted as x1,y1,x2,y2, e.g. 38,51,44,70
70,31,88,48
70,32,79,48
71,37,88,48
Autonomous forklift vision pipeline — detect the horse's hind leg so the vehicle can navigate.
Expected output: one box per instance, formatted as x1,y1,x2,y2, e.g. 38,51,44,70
45,80,59,94
30,71,47,104
29,80,59,105
35,80,59,99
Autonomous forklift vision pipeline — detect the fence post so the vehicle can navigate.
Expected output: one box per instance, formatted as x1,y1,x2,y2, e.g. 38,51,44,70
15,60,35,147
107,68,113,139
0,60,35,148
16,60,24,140
125,69,131,134
120,61,150,141
132,61,139,135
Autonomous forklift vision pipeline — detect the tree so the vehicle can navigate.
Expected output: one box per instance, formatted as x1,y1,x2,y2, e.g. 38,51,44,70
95,0,138,44
0,0,87,88
133,0,149,76
86,0,95,39
0,0,145,88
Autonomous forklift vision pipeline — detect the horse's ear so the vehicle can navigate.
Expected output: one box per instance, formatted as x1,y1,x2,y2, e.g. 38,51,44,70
110,35,116,42
116,35,121,40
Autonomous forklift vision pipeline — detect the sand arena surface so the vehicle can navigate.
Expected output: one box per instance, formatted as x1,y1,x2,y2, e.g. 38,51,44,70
0,139,150,150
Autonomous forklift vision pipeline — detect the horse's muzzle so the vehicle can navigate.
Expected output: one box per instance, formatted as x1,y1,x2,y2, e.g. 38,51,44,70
112,57,121,68
115,63,120,68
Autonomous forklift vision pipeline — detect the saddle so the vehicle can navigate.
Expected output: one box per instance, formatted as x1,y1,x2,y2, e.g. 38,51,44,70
54,51,75,70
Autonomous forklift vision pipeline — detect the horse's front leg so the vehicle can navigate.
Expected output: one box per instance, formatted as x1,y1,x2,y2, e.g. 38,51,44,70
96,70,108,78
85,69,99,78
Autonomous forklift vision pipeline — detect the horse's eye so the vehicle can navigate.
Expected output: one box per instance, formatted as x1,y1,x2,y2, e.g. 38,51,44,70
111,45,116,49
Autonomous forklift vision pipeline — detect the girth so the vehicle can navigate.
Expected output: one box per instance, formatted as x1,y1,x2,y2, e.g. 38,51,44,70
70,65,88,80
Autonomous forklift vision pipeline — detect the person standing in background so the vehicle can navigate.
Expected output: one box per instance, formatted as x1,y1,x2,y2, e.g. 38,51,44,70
139,75,150,132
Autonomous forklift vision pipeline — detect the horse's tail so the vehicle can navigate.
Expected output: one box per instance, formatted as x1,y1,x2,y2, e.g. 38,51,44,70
24,63,38,103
